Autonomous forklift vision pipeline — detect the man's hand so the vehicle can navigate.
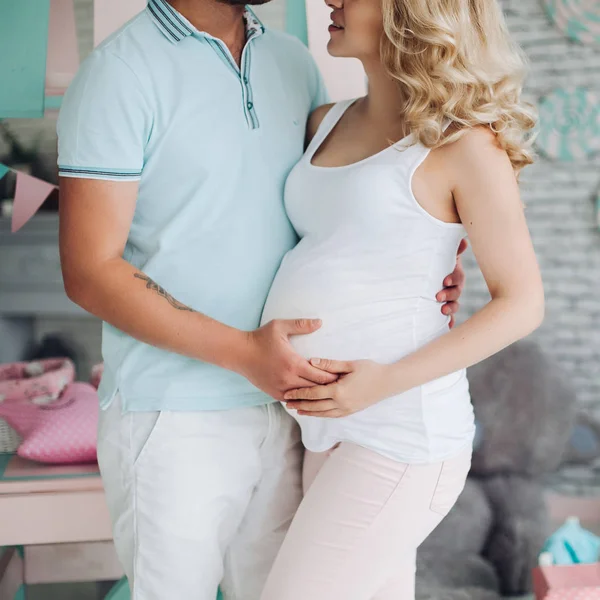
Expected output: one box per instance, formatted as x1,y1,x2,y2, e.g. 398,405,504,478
436,238,468,328
236,319,338,401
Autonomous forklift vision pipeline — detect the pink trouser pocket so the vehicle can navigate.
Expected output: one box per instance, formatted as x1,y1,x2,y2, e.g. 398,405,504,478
429,447,472,516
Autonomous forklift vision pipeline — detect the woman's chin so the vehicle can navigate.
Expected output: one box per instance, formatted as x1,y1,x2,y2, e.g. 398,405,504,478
326,39,347,57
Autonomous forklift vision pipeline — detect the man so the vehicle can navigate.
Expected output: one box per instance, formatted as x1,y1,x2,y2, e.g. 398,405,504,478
58,0,466,598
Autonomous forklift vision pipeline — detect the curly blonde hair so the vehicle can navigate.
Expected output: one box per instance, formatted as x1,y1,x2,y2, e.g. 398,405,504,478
381,0,537,172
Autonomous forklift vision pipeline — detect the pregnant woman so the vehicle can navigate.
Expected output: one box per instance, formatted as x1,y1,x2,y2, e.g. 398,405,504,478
259,0,544,598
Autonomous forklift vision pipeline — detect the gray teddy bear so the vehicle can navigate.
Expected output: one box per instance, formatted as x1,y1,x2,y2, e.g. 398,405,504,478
415,340,589,599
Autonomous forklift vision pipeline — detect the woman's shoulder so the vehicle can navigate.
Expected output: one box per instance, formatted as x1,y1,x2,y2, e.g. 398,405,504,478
440,125,508,173
306,103,337,144
445,125,502,156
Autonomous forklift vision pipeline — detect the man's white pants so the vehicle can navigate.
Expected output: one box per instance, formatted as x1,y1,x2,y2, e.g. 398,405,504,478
97,395,303,600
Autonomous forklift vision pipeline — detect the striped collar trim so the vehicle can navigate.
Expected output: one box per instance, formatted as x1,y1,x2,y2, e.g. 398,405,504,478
148,0,265,44
147,0,195,43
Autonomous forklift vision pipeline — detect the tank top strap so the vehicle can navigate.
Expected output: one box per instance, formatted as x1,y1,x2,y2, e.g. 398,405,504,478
406,118,454,175
305,99,356,157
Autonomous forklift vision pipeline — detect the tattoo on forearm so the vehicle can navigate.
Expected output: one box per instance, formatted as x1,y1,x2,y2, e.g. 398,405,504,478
134,273,195,312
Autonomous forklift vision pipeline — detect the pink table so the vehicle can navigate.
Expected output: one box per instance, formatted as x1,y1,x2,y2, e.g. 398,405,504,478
0,454,122,598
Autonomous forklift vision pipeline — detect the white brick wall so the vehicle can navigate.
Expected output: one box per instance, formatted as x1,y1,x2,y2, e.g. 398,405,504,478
459,0,600,410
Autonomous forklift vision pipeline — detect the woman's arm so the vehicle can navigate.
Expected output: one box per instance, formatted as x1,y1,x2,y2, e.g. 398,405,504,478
385,127,543,389
283,127,544,417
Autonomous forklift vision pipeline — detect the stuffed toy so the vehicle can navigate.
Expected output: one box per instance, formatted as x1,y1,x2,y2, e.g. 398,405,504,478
415,340,593,599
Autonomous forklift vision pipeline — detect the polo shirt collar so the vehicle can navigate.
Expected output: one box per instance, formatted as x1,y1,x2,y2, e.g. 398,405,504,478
148,0,265,44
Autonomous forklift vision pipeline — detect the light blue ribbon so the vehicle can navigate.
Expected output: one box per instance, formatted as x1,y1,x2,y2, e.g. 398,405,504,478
541,517,600,565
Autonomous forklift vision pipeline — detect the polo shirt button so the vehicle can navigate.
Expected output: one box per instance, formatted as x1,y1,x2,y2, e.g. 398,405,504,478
247,101,253,110
243,76,249,84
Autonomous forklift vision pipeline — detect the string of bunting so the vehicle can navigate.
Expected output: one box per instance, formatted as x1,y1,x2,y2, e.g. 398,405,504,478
0,164,57,233
1,0,145,117
3,0,143,233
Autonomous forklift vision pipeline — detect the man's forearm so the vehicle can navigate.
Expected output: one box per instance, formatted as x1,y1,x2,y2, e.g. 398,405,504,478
64,257,248,371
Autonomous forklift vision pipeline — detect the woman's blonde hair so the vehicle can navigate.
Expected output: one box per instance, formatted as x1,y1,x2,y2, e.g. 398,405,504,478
381,0,537,172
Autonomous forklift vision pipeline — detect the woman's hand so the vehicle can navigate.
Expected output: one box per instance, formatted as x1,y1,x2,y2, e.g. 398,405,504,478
283,358,396,418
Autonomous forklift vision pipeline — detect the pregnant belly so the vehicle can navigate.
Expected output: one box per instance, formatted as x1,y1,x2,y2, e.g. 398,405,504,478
287,313,419,363
262,250,451,362
263,290,448,365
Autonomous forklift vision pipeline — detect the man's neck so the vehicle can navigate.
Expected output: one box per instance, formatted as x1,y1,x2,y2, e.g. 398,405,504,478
168,0,247,60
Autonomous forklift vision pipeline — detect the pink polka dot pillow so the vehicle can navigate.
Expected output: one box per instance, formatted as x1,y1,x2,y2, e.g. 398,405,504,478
0,382,99,464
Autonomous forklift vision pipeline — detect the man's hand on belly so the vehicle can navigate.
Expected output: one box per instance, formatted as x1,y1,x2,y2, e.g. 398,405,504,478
233,319,338,401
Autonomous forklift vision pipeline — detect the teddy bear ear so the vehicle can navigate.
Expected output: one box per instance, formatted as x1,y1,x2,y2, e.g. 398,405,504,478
563,412,600,464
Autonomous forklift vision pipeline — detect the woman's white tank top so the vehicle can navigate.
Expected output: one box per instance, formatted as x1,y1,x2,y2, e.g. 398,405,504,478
261,99,475,463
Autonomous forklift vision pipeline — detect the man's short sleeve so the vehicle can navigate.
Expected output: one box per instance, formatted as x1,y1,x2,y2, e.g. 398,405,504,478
57,51,152,181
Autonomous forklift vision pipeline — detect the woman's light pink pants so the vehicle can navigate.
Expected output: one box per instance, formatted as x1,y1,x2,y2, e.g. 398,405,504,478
260,442,472,600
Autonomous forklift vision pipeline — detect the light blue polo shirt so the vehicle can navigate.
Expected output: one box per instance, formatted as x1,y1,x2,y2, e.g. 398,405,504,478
57,0,328,411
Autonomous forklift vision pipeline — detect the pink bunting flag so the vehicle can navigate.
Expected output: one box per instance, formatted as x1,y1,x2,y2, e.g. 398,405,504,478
11,171,57,233
306,1,366,102
46,0,80,96
94,0,146,47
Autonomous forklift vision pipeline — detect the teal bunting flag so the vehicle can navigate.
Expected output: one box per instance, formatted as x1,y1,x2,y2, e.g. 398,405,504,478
0,0,51,118
285,0,308,46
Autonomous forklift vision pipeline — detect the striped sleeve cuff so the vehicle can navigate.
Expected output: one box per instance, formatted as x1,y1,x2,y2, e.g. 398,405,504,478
58,165,142,181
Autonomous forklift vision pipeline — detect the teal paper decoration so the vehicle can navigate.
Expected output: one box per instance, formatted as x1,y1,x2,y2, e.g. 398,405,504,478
535,88,600,161
285,0,308,46
0,0,51,119
543,0,600,48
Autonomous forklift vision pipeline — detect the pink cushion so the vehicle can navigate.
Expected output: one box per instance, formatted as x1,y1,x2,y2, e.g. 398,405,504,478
0,358,75,404
0,382,99,464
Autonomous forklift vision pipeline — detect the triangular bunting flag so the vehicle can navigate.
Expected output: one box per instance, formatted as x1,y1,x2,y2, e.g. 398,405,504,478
0,163,9,180
46,0,80,96
12,171,57,233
